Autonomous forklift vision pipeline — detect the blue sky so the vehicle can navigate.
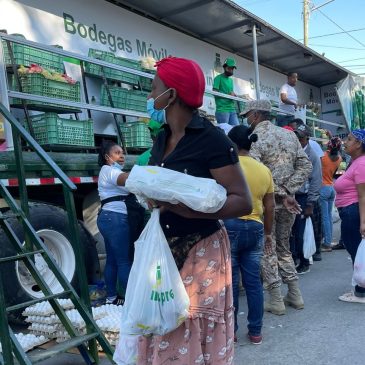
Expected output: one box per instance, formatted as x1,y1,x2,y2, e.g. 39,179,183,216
234,0,365,76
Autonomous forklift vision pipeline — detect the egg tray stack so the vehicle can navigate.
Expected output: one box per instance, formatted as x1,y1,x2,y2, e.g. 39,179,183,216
53,307,106,343
22,301,123,351
0,333,49,353
23,299,74,339
95,304,123,350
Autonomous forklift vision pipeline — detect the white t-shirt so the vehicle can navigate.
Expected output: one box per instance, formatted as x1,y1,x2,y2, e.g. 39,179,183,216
279,83,297,113
309,139,324,158
98,165,129,214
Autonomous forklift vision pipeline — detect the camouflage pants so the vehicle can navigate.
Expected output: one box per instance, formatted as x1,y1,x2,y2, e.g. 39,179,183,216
262,207,298,289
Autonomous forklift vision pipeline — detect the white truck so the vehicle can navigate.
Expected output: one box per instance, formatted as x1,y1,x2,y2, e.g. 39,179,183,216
0,0,350,318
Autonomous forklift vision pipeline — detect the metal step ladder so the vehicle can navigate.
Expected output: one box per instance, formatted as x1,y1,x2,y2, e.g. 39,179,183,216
0,105,114,364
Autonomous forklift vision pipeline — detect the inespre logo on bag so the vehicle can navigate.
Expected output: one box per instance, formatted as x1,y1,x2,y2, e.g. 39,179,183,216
150,264,175,305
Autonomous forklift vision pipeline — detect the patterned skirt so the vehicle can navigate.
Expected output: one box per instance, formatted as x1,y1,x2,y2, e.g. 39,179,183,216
136,227,234,365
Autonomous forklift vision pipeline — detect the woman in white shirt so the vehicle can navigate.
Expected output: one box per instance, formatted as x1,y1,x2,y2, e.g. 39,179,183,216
97,141,130,305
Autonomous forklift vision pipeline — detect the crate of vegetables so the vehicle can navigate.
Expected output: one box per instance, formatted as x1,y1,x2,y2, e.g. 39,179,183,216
12,64,80,108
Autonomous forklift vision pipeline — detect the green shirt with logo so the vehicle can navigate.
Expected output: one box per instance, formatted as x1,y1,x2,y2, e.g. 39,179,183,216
213,73,236,112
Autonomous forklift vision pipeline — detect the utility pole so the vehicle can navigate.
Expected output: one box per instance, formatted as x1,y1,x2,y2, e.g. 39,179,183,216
303,0,335,46
303,0,310,46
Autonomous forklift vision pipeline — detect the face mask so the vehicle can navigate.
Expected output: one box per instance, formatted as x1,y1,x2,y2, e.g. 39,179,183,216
112,161,124,170
106,155,124,170
146,88,171,124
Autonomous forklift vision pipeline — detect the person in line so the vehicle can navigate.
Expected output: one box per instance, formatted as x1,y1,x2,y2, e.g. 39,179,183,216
277,72,298,126
291,118,324,260
134,57,252,364
225,125,275,345
320,137,342,252
291,124,322,274
334,129,365,303
213,57,239,126
97,141,131,305
289,118,325,159
243,100,312,315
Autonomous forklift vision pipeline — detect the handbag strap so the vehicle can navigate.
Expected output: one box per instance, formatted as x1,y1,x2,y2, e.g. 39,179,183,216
100,195,128,208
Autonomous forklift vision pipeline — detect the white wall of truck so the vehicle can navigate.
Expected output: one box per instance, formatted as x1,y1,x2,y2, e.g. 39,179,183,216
0,0,345,137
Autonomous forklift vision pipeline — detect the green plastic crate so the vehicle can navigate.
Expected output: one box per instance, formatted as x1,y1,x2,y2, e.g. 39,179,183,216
25,113,94,146
100,85,128,109
119,121,152,149
139,76,153,91
101,86,148,112
3,37,64,72
12,73,80,108
85,49,141,84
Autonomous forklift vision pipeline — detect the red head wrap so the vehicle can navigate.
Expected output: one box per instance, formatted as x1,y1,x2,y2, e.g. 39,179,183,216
155,57,205,109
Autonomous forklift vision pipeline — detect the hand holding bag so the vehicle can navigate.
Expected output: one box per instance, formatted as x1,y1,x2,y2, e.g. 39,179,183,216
303,217,316,259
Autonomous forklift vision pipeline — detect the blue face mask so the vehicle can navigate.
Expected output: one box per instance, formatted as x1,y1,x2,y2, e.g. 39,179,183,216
146,88,171,124
112,162,124,170
106,155,124,170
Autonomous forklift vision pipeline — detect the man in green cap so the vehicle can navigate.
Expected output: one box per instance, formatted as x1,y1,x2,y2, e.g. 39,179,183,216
136,120,162,166
213,57,239,126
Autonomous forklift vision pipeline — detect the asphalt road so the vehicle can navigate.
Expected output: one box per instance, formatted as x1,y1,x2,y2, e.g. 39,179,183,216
27,248,364,365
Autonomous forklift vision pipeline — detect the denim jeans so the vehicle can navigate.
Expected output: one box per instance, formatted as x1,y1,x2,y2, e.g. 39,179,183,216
320,185,335,246
338,203,365,295
215,111,239,126
97,210,131,298
224,218,264,336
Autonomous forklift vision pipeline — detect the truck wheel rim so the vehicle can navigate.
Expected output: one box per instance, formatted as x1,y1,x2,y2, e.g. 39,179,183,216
15,229,76,298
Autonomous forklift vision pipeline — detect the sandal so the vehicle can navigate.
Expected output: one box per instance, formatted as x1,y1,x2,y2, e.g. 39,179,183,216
338,292,365,304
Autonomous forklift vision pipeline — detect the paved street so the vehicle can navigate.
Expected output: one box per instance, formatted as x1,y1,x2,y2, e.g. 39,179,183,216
31,248,364,365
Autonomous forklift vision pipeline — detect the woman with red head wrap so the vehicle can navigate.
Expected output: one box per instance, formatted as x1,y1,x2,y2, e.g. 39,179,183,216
134,57,252,363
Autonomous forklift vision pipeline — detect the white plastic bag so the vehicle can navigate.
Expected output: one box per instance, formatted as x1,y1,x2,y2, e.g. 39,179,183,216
352,239,365,287
113,334,139,365
303,217,316,259
120,209,190,336
125,165,227,213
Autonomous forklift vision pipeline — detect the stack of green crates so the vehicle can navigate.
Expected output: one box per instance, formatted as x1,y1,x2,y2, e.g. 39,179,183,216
85,49,141,85
119,121,152,149
25,113,94,146
12,73,80,108
100,85,148,112
3,35,64,72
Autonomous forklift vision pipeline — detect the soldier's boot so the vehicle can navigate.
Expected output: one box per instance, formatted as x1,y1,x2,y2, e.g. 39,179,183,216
284,280,304,309
264,286,286,315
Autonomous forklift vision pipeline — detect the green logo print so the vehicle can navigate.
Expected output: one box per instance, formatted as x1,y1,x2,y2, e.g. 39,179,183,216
150,264,174,305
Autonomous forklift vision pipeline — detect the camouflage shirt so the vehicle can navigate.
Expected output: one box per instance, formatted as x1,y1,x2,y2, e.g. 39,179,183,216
250,121,312,196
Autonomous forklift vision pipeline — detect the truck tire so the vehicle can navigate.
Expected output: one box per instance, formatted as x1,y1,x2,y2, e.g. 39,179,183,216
0,203,99,323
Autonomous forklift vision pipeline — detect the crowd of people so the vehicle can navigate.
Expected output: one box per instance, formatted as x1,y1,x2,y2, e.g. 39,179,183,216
96,56,365,364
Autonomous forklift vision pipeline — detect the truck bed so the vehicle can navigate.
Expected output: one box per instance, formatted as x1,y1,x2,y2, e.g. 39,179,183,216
0,151,138,179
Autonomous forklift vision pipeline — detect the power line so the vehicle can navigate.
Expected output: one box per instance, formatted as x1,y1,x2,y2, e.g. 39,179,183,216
298,27,365,41
317,9,365,48
309,44,365,50
338,57,365,63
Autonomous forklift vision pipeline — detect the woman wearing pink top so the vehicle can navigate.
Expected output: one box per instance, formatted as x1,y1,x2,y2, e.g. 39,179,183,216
334,129,365,303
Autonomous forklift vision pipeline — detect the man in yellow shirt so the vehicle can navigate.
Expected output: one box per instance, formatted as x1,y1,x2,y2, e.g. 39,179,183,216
225,125,275,345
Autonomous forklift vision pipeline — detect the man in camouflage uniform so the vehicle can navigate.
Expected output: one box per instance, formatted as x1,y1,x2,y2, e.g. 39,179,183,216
240,100,312,315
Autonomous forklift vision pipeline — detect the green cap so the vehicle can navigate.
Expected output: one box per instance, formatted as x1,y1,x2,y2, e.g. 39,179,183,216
148,119,163,138
223,57,237,69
